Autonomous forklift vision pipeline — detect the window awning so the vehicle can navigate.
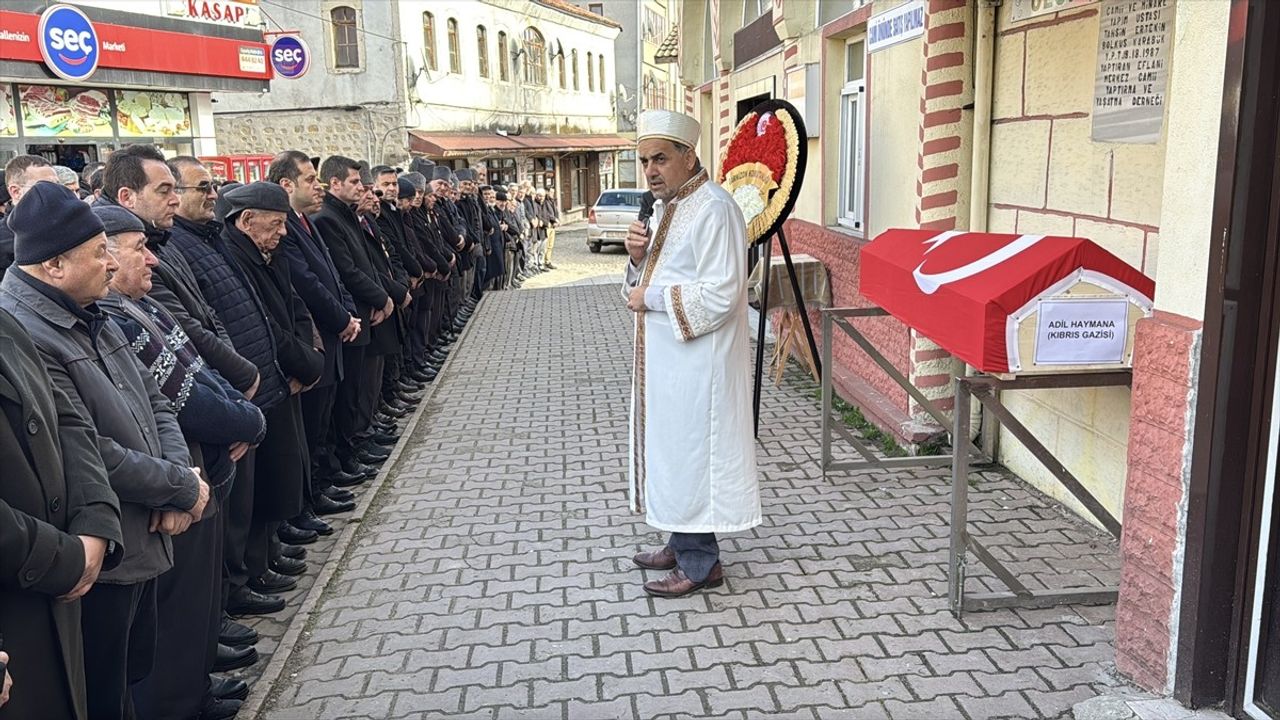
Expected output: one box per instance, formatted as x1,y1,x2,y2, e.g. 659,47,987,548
655,27,679,64
408,131,633,158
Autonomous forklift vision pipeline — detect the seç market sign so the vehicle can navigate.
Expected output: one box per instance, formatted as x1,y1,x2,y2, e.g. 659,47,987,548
37,4,101,82
268,34,310,79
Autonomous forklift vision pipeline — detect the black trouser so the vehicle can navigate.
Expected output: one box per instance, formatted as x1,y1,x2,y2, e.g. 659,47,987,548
222,448,257,593
245,520,275,579
334,343,368,462
132,511,221,720
411,290,434,360
82,579,156,720
668,533,719,583
357,352,386,434
300,382,338,494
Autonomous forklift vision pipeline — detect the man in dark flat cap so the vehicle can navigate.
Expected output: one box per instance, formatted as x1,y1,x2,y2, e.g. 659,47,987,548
220,182,325,607
0,182,208,720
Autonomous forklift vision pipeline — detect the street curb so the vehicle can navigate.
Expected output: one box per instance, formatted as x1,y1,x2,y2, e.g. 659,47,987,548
244,294,489,719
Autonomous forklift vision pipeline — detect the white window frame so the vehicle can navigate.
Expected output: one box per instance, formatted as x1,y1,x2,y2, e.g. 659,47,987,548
837,38,866,232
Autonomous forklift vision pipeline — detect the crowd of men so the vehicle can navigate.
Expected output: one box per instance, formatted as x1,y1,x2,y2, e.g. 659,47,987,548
0,147,561,720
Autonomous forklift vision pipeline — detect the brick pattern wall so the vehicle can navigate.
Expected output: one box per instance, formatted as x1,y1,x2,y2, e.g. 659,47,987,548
1114,311,1202,691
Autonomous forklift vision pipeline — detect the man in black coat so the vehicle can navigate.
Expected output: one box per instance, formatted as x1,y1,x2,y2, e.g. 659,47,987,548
268,151,361,518
375,168,436,387
455,168,487,299
311,157,394,477
220,183,325,608
0,306,122,720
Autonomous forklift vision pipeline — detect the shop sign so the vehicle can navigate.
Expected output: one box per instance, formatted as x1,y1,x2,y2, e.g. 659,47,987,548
0,86,17,137
268,34,310,79
1034,298,1129,365
1010,0,1098,23
600,152,614,175
19,84,113,137
1091,0,1173,144
164,0,261,28
867,0,925,54
116,90,192,137
38,4,100,82
2,9,272,81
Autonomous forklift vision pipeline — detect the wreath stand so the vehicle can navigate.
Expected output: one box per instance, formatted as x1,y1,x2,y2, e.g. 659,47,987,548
752,227,823,437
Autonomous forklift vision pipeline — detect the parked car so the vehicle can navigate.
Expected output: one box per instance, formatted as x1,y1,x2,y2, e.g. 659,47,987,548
587,188,646,253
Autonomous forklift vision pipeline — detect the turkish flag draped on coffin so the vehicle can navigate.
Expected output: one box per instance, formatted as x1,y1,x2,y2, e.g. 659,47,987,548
859,230,1156,374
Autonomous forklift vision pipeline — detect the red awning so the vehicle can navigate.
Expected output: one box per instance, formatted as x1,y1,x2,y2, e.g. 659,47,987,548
408,131,632,158
859,230,1155,374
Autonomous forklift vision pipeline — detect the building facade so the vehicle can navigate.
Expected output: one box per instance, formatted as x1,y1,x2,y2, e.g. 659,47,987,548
589,0,683,187
0,0,269,167
213,0,624,217
673,0,1280,716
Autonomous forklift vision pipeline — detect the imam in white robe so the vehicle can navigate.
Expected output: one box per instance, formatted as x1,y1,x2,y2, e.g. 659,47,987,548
623,169,761,534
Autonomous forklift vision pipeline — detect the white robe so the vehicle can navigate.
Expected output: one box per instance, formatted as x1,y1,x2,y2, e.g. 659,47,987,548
623,171,761,534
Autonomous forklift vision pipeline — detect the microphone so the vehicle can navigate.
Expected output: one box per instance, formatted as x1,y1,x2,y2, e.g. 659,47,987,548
637,191,656,229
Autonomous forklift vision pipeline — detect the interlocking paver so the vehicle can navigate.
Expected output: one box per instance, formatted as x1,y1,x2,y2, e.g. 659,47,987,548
254,230,1134,718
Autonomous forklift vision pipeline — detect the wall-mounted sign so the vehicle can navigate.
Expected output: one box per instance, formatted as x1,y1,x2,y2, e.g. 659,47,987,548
116,90,192,137
164,0,261,28
867,0,925,54
1010,0,1099,23
1034,298,1129,365
1091,0,1173,144
0,86,17,137
268,34,310,79
19,84,113,137
38,4,100,82
2,9,272,81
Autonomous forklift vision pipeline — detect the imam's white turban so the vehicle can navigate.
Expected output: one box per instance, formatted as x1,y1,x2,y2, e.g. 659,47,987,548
637,110,700,149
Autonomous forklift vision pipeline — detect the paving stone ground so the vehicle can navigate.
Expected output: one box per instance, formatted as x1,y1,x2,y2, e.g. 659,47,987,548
249,226,1135,719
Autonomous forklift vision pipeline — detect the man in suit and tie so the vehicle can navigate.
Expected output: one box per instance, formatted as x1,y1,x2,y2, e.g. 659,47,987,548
268,151,362,515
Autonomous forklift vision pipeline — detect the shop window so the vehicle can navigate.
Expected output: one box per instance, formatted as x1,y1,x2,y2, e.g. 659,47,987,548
331,6,360,69
838,38,865,232
522,27,546,85
490,157,517,186
587,52,595,92
447,18,460,74
422,12,437,72
498,31,509,81
572,50,580,90
570,154,588,207
598,55,606,94
477,25,489,78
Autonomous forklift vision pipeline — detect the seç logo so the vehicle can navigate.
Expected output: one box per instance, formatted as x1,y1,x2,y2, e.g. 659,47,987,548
38,4,100,82
269,35,310,79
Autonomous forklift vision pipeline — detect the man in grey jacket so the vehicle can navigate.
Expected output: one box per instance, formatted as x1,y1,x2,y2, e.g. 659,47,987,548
0,182,209,720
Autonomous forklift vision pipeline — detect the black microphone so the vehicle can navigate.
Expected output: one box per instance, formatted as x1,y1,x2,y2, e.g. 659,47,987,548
637,191,656,229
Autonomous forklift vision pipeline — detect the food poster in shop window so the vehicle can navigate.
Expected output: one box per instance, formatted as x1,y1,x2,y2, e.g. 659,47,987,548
116,90,192,137
0,86,16,137
19,84,111,137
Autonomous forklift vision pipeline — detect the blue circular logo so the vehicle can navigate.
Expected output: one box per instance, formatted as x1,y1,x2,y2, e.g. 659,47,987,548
270,35,310,79
38,4,100,82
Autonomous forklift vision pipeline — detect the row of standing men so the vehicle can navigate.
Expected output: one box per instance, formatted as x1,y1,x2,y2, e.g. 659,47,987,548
0,146,559,720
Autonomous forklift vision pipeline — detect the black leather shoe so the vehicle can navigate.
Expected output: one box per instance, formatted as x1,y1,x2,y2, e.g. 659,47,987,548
408,368,432,383
396,379,422,393
270,554,307,577
314,493,355,516
337,461,375,482
366,431,399,446
357,443,391,461
356,449,388,466
291,510,334,536
219,616,258,647
423,371,438,383
323,486,355,503
199,695,243,720
247,570,297,594
213,643,259,672
277,523,318,545
429,352,449,363
325,470,364,488
227,587,285,616
393,390,420,405
379,403,410,419
279,543,307,560
209,675,250,701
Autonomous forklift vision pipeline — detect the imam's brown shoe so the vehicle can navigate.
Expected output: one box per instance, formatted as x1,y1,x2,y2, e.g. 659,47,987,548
643,564,724,598
632,545,677,570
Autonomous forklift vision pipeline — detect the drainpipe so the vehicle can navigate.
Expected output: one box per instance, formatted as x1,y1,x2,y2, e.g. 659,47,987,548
968,0,998,451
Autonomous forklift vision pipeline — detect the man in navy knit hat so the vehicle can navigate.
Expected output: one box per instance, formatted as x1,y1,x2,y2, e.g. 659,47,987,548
0,182,209,719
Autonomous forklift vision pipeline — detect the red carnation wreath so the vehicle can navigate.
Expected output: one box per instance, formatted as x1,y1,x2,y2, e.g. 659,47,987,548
717,99,807,247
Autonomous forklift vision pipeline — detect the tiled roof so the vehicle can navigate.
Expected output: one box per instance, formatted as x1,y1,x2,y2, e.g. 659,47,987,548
654,26,679,63
533,0,623,30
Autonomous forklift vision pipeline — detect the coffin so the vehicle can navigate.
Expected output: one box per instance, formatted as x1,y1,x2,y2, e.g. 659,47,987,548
859,230,1155,375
